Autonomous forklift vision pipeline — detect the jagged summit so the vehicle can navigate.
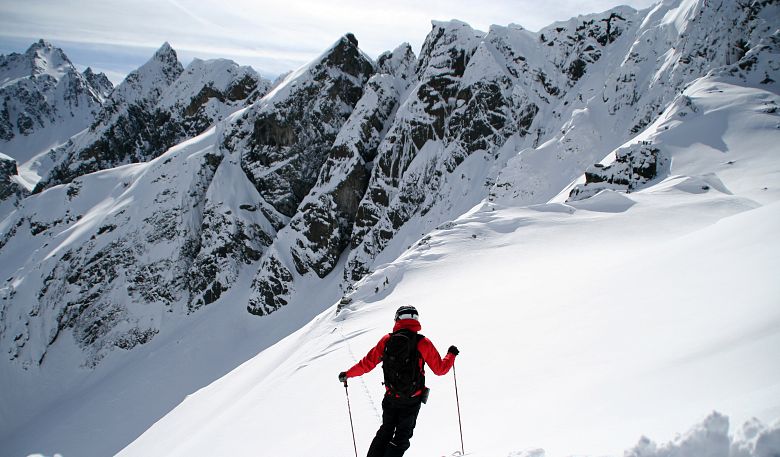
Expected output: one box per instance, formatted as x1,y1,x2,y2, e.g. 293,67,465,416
324,33,366,56
108,41,183,106
255,33,371,104
34,42,270,191
155,41,175,55
25,38,64,56
82,67,114,98
28,38,52,48
377,42,416,78
323,33,374,74
150,42,181,77
26,39,61,53
344,32,358,47
0,40,111,173
0,38,73,87
26,39,72,73
415,19,483,78
125,41,180,88
157,57,264,110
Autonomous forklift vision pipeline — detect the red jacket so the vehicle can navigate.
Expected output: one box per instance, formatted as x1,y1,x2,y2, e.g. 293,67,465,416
345,319,456,395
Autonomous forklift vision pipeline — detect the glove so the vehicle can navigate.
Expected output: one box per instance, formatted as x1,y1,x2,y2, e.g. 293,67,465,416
448,345,459,356
338,372,348,383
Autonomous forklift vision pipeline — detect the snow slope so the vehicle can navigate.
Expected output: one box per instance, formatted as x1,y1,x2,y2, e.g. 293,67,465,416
0,118,345,456
114,78,780,456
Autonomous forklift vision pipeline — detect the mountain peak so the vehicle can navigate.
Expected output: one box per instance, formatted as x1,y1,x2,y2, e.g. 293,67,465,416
416,18,483,79
106,42,183,105
82,66,114,98
26,39,56,54
344,33,358,47
377,42,416,79
152,42,179,67
144,42,181,77
25,39,66,58
327,33,361,55
310,33,374,79
22,39,72,76
155,42,175,57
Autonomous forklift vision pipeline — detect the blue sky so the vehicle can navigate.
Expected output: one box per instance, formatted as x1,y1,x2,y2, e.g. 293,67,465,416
0,0,658,85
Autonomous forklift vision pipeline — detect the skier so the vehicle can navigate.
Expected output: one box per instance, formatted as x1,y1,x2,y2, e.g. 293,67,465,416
339,305,459,457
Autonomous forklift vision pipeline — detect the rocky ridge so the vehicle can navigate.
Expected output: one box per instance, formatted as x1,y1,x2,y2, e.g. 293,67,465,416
35,43,271,191
218,34,377,314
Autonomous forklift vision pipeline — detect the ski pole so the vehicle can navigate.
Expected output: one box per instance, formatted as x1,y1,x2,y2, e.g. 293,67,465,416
344,380,358,457
453,364,464,455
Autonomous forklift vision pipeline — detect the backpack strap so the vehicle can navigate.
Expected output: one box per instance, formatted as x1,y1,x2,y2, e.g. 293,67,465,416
390,330,424,351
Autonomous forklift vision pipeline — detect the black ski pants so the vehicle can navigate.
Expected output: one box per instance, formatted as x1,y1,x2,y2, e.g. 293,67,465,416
366,395,422,457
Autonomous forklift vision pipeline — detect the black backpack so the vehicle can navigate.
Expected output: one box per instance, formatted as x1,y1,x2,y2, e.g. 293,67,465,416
382,329,424,397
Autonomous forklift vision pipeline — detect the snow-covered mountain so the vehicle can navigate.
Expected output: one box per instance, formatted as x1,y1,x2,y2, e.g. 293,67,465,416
34,43,271,191
0,40,112,200
0,0,778,455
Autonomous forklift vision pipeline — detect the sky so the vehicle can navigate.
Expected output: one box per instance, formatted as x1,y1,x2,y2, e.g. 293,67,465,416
0,0,659,85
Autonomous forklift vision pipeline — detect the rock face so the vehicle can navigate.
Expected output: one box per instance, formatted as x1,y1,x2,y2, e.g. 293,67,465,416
82,67,113,99
0,40,111,165
490,0,779,207
342,11,640,282
221,34,377,315
185,155,281,312
226,35,375,219
36,44,271,190
1,130,223,368
357,21,538,278
568,143,668,201
0,154,27,214
570,0,780,201
0,0,778,370
234,47,413,311
286,43,415,281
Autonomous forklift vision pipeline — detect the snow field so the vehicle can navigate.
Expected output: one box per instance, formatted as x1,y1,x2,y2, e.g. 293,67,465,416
118,180,780,456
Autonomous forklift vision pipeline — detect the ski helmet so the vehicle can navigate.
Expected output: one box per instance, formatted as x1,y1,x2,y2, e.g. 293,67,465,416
395,305,419,321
